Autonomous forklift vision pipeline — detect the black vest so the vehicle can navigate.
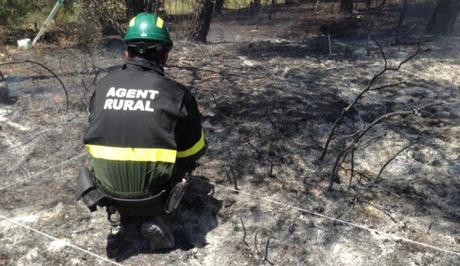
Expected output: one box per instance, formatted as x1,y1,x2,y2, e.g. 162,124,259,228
83,58,206,198
84,58,189,150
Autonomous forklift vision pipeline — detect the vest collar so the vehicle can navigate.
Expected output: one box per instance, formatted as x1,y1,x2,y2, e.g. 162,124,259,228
125,57,164,75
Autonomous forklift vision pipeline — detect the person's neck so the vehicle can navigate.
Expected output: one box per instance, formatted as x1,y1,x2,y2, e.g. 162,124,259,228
127,57,165,74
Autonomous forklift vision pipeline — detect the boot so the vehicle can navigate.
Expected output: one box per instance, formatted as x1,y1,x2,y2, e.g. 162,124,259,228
106,216,142,258
141,216,175,251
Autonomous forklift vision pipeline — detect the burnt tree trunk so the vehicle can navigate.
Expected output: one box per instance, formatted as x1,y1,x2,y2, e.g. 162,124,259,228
268,0,276,20
366,0,371,10
340,0,353,14
215,0,225,15
125,0,145,19
426,0,460,35
188,0,214,43
251,0,262,14
394,0,408,43
397,0,408,28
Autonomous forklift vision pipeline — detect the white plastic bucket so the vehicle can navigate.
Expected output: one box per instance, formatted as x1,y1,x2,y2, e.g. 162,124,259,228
17,38,32,49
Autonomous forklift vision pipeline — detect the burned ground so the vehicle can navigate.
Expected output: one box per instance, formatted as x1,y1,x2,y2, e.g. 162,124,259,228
1,3,460,266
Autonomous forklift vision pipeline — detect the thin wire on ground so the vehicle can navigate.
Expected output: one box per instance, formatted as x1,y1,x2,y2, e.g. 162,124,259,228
0,152,86,192
1,129,51,153
0,151,120,265
1,152,458,263
0,214,122,266
198,178,460,257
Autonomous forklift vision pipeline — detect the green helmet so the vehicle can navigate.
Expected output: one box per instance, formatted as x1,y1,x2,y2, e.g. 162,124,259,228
124,13,173,49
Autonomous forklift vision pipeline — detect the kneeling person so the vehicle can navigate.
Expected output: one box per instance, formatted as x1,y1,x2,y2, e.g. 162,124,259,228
77,13,206,250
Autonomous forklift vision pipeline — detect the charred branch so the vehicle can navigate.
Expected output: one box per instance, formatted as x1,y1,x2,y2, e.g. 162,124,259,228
226,166,239,193
320,39,421,160
375,142,415,183
264,238,273,264
239,217,249,247
350,102,441,141
330,102,443,190
0,60,69,111
268,160,274,178
331,139,366,189
361,200,397,223
348,145,355,190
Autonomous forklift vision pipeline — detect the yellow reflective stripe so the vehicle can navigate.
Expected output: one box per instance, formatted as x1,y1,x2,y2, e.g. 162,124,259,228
177,130,206,158
129,17,136,27
86,145,176,163
156,17,164,28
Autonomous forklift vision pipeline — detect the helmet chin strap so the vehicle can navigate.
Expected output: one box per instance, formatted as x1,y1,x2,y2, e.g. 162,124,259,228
128,41,165,55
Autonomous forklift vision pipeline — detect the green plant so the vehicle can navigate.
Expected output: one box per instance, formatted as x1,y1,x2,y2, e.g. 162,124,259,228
0,0,52,27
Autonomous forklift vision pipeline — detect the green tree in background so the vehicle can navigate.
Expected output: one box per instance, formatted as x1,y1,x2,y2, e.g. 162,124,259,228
0,0,75,27
0,0,45,26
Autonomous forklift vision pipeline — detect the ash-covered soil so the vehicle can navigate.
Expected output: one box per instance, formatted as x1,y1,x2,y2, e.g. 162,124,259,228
1,4,460,266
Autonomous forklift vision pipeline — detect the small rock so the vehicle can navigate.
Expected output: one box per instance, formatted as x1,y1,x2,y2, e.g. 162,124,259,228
313,206,325,213
412,152,424,162
47,239,69,253
0,81,17,104
0,81,9,103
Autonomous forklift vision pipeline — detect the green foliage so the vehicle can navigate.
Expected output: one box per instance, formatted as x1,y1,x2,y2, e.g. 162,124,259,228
0,0,54,27
55,1,81,24
73,1,103,49
0,0,286,42
0,0,92,29
0,0,282,27
165,0,197,15
225,0,284,10
164,0,286,15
